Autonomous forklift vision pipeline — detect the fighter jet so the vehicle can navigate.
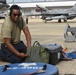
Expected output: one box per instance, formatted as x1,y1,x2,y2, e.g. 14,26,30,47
35,4,76,23
0,0,9,19
0,0,9,8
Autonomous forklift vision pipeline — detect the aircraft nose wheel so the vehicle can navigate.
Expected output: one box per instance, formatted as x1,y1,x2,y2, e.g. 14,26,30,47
58,19,61,23
45,20,47,23
64,19,67,22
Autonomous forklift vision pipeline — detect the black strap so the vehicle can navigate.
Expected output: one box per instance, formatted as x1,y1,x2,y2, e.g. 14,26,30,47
18,17,23,30
33,41,40,47
2,65,10,72
42,64,47,70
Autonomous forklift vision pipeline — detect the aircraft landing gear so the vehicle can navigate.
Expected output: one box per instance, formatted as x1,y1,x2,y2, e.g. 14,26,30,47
58,19,61,23
64,19,67,22
45,20,47,23
58,19,67,23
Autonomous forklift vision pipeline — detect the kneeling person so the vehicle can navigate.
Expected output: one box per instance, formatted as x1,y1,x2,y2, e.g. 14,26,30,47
0,5,31,63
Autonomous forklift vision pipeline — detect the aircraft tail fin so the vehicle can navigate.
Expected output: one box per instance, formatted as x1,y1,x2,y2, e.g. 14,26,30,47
36,5,48,12
0,0,9,8
71,3,76,9
0,0,6,4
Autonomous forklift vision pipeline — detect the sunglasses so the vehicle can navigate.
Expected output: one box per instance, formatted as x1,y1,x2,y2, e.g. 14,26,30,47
12,14,21,17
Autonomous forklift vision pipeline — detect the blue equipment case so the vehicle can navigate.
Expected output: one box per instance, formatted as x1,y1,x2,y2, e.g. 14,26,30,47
0,62,59,75
65,51,76,59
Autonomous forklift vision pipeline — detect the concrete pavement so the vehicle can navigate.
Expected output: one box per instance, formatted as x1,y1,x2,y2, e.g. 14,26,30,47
0,18,76,75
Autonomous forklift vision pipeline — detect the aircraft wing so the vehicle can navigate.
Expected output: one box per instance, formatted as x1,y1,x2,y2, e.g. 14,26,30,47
41,11,76,16
41,12,69,15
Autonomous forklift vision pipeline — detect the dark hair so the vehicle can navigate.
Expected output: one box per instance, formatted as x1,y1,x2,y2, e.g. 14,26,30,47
9,5,21,16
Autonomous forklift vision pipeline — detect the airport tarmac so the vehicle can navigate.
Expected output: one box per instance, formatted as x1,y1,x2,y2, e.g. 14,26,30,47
0,18,76,75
